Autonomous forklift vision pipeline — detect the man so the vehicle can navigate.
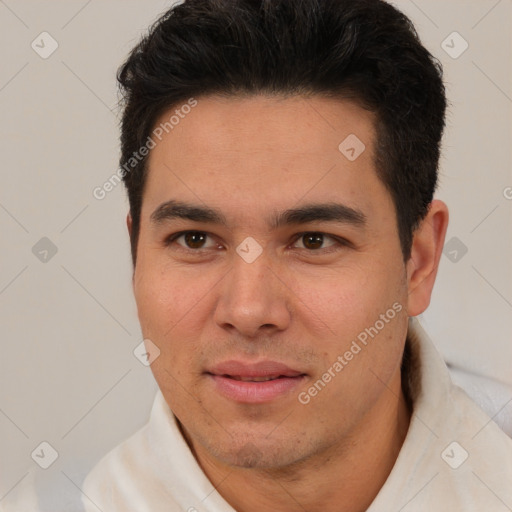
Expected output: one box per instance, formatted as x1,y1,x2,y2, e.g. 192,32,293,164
82,0,512,510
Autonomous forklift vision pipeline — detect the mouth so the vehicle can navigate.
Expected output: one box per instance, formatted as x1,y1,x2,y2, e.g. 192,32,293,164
221,375,296,382
205,360,307,403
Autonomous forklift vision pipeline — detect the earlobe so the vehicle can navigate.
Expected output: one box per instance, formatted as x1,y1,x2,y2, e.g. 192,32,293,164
406,199,449,317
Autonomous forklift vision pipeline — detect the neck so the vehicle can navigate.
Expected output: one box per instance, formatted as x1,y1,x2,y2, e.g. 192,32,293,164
184,366,411,512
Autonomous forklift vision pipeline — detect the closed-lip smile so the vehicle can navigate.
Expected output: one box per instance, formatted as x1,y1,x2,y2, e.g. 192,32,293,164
206,360,307,403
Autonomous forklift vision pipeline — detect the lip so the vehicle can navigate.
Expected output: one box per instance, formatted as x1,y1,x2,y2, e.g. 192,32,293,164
206,360,307,404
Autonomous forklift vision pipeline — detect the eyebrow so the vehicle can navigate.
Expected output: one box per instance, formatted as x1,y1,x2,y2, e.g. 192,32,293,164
150,200,367,230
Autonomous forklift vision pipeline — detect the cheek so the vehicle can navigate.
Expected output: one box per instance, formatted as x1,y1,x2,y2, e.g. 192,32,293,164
294,261,408,398
135,261,205,326
293,261,403,338
300,303,407,424
134,270,207,389
133,262,224,364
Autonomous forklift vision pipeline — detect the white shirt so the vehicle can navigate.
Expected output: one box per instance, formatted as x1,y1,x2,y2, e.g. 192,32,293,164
82,318,512,511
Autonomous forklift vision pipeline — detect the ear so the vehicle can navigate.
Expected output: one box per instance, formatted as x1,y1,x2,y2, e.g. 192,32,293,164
406,199,449,316
126,212,136,280
126,211,133,238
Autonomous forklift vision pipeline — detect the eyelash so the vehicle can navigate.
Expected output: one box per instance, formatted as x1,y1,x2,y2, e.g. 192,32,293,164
163,231,350,255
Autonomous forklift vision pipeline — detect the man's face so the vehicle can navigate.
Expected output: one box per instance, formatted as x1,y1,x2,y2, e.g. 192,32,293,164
132,94,411,469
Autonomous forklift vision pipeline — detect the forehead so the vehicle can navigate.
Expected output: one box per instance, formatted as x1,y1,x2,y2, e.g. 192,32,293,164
142,94,392,226
150,93,375,159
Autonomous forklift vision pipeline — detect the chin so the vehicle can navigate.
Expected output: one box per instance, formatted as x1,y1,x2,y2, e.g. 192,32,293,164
200,430,316,470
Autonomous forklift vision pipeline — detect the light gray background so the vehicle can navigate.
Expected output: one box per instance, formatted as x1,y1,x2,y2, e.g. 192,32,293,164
1,1,511,510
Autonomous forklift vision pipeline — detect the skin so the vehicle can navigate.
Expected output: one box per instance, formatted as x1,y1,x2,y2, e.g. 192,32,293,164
127,94,449,512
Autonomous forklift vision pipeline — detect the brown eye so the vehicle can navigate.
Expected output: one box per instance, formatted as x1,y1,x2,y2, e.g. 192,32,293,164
183,232,207,249
165,231,217,250
302,233,324,250
293,232,337,251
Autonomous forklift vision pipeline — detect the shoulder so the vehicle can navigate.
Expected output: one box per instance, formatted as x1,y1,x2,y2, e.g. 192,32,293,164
372,319,512,511
81,424,182,512
420,386,512,511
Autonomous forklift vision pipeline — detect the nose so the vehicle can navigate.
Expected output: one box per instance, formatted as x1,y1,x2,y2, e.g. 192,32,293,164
213,252,292,339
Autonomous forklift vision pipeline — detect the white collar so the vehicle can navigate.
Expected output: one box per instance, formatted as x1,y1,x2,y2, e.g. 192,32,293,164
143,317,511,511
